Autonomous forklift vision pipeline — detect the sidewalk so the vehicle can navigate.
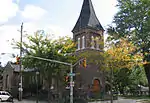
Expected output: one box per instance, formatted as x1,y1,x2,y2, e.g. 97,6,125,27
89,97,137,103
13,99,46,103
89,98,150,103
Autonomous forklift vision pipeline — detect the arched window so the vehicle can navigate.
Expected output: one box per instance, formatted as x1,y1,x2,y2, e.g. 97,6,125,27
5,75,8,89
96,37,99,50
82,36,85,49
91,36,95,49
77,38,80,50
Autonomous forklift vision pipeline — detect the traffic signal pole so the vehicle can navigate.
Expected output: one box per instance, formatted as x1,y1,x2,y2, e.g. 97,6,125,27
26,55,85,103
70,64,73,103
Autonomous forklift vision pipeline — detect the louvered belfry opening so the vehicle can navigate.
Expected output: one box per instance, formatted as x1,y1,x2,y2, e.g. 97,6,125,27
72,0,104,50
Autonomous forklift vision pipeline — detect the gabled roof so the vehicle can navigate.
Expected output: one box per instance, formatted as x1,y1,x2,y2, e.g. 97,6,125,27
72,0,104,33
5,61,35,72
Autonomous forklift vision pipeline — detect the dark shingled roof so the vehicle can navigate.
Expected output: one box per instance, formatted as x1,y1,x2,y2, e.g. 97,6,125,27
72,0,104,33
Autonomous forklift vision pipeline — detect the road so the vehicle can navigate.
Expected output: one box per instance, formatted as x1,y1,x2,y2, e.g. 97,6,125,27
5,99,46,103
3,98,147,103
6,99,137,103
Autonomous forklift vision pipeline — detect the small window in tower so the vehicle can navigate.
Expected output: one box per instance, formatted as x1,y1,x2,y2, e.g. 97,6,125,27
78,38,80,50
91,36,95,49
96,37,100,50
82,36,85,49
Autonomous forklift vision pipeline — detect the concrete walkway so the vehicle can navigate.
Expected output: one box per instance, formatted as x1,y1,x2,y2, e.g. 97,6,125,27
10,99,46,103
6,98,149,103
89,97,137,103
89,97,150,103
89,99,136,103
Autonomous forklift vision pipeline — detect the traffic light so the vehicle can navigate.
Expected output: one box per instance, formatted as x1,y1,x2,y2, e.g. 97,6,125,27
16,56,20,64
83,58,87,68
65,76,69,82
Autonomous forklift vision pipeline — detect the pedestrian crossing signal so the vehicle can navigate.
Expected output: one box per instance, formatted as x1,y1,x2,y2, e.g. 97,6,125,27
65,76,69,82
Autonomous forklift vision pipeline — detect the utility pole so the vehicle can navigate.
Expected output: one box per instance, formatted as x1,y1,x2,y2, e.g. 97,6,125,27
70,64,73,103
19,22,23,101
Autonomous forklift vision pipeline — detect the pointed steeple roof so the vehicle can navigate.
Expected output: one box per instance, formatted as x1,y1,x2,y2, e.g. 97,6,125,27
72,0,104,33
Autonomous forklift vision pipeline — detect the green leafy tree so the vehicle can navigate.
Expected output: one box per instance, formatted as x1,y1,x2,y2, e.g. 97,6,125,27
107,0,150,94
113,66,148,95
13,30,76,102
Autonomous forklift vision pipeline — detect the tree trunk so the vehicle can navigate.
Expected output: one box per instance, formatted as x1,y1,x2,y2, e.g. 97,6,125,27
48,86,51,103
47,78,52,103
58,75,64,103
143,64,150,96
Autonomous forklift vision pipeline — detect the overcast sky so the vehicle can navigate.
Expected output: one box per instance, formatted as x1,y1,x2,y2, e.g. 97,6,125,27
0,0,118,66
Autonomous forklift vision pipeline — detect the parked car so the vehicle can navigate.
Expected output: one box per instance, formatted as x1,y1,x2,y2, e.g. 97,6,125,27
0,91,13,102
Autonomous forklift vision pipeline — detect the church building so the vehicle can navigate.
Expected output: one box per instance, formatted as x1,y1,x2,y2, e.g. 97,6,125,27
72,0,105,95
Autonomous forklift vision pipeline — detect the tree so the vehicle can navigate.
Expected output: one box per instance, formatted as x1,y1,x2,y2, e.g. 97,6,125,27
113,66,148,95
107,0,150,95
13,30,76,102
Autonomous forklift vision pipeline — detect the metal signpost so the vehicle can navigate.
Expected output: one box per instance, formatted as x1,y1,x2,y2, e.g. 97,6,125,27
70,64,74,103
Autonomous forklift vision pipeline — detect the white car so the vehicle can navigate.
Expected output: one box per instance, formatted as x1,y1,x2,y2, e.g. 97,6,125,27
0,91,13,102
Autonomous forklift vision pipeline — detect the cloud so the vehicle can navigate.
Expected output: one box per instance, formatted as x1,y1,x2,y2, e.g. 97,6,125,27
0,22,72,54
13,0,20,4
0,22,71,65
0,25,19,53
0,0,19,23
21,5,47,21
0,0,118,66
44,25,72,39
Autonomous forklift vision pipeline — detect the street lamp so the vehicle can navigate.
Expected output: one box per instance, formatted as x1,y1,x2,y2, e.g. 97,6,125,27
36,71,39,103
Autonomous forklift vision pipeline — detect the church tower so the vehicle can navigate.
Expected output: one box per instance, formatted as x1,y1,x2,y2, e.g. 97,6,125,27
72,0,105,94
72,0,104,51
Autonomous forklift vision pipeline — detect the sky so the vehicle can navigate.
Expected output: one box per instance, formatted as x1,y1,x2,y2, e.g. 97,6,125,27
0,0,118,66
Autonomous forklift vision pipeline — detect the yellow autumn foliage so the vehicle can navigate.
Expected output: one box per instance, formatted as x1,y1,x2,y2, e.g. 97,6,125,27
105,38,143,70
78,38,143,71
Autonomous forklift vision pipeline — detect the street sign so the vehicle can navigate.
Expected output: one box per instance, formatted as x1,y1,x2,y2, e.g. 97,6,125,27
70,82,75,87
68,73,75,76
18,88,23,92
